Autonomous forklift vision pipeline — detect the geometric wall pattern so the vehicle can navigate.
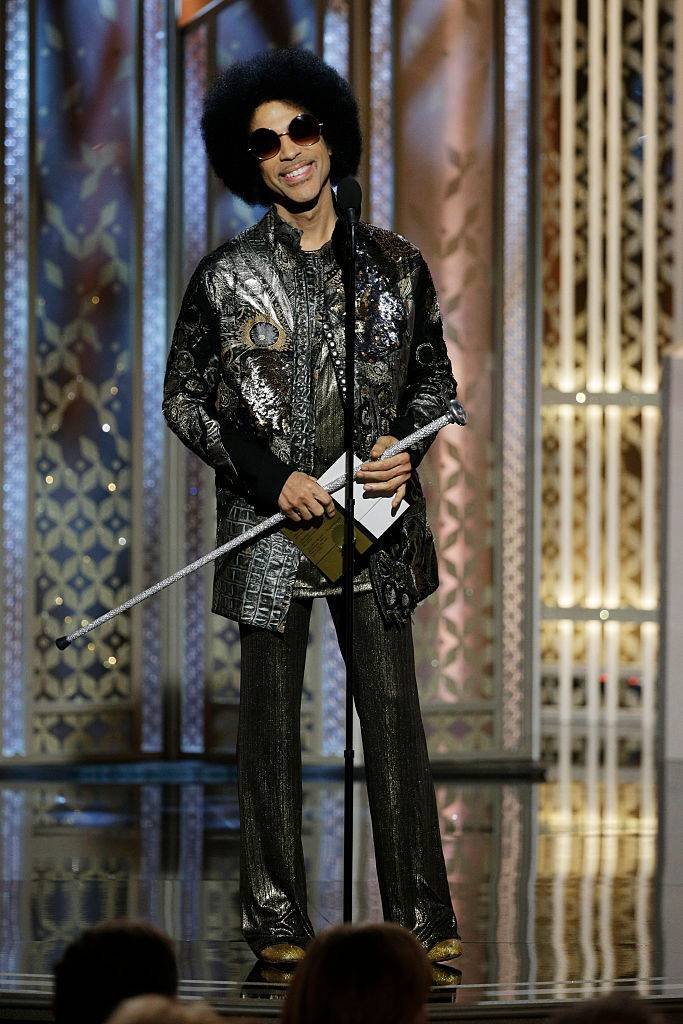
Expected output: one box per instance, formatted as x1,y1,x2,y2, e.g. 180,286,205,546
9,0,673,761
31,0,138,757
539,0,673,729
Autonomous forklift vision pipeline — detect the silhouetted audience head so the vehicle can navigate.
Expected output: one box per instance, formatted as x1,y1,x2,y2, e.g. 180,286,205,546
105,996,225,1024
53,919,178,1024
281,922,432,1024
553,994,662,1023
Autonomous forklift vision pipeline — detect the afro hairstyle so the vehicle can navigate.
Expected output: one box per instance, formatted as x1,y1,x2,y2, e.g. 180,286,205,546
201,47,362,206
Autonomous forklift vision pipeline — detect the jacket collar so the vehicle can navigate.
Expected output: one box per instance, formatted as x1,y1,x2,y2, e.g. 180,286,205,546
260,205,338,266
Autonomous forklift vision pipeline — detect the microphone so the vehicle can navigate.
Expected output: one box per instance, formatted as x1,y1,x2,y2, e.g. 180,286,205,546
336,177,362,225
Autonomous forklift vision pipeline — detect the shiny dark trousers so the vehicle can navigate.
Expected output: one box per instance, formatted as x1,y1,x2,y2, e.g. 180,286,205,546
237,589,459,956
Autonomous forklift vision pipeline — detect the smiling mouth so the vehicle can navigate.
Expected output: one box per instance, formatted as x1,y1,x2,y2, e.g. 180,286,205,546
281,161,314,184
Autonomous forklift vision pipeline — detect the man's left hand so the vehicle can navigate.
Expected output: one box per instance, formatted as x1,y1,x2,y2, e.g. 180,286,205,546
356,436,412,511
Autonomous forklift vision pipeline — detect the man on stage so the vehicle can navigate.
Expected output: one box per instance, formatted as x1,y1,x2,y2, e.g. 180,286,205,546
163,47,461,966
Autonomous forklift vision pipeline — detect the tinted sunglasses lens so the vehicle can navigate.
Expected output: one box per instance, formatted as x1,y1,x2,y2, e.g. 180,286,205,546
249,128,280,159
288,114,321,146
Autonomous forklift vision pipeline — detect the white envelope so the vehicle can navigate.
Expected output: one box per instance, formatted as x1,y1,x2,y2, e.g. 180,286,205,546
318,452,409,540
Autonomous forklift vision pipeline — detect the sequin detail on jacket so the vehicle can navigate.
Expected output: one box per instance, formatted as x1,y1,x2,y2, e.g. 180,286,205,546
163,206,458,633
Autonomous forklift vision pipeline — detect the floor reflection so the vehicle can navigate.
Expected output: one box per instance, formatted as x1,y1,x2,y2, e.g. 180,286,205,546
0,726,675,1012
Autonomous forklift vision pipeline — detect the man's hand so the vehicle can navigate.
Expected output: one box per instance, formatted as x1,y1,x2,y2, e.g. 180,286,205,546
356,436,412,512
278,471,336,522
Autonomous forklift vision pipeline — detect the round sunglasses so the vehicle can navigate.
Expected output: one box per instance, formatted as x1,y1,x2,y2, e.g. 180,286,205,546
248,112,323,161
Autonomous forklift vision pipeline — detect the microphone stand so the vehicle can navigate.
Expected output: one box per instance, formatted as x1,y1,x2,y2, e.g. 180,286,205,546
340,202,357,924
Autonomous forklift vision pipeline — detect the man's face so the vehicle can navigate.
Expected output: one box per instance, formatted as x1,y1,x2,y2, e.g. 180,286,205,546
249,100,332,206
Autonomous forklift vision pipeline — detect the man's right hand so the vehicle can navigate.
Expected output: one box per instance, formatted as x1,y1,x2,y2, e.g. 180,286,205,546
278,472,336,522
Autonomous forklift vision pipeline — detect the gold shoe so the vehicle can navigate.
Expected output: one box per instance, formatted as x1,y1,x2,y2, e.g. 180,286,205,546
427,938,462,963
259,942,306,965
431,963,463,986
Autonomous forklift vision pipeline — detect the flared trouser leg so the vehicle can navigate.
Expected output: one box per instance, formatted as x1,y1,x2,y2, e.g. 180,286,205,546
237,597,316,956
327,590,459,948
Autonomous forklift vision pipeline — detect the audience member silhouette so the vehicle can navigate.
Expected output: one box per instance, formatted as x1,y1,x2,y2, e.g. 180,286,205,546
105,995,228,1024
281,922,433,1024
53,919,178,1024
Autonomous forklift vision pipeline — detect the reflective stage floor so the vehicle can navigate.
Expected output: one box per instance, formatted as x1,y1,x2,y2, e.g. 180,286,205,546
1,730,683,1021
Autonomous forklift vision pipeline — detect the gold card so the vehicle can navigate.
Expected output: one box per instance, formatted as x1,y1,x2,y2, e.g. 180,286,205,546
283,510,374,582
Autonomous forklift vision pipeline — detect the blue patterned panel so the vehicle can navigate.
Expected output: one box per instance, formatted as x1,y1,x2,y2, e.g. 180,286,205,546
2,0,30,758
32,1,137,756
140,0,169,753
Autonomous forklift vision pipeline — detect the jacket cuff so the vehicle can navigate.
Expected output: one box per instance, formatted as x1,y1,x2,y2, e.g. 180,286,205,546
218,425,297,512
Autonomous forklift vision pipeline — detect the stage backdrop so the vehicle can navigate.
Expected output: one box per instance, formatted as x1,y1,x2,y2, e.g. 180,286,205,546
0,0,675,764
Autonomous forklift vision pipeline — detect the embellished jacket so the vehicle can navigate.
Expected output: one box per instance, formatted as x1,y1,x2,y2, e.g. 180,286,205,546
163,206,458,633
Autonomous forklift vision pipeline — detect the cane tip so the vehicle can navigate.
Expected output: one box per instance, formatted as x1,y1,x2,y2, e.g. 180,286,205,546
55,636,71,651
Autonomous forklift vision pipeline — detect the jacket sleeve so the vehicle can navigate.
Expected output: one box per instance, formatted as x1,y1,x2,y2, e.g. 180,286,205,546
388,255,459,468
162,262,297,511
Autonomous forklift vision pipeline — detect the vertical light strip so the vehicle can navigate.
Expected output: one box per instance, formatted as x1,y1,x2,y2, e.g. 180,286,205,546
641,0,658,394
322,0,349,77
600,726,618,986
604,0,622,729
320,3,351,759
586,407,602,611
0,790,25,972
604,407,620,608
637,718,655,994
585,0,603,732
501,0,529,750
559,0,576,392
641,406,657,612
553,723,572,996
557,1,576,726
640,620,657,732
369,0,394,228
587,0,604,392
558,620,573,724
140,0,168,752
1,0,29,758
181,24,209,754
605,0,622,393
585,619,601,722
604,416,620,725
580,723,600,993
558,408,574,610
604,618,620,726
640,1,658,749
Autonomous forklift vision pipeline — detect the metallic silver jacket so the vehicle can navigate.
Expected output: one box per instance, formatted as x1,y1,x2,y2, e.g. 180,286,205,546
163,207,458,633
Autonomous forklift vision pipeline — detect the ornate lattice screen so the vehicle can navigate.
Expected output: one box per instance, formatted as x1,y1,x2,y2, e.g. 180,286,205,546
539,0,674,749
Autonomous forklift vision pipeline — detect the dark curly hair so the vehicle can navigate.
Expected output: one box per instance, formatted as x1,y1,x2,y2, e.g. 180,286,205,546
201,48,362,206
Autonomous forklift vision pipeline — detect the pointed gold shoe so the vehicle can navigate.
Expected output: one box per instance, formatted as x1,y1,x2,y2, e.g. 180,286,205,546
431,963,463,986
259,942,306,965
427,938,462,963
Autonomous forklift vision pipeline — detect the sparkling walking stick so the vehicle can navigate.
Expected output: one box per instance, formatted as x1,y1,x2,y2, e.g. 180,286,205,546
55,399,467,650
